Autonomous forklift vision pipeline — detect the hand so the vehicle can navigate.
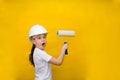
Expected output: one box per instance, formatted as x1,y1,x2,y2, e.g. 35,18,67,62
62,43,68,50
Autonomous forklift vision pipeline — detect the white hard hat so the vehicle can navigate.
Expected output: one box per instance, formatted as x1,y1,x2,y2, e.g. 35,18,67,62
29,24,48,37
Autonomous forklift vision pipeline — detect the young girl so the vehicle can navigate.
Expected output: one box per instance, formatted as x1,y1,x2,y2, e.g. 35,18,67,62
29,24,68,80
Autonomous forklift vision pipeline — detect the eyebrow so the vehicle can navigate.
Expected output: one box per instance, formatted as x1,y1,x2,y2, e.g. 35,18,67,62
37,34,47,37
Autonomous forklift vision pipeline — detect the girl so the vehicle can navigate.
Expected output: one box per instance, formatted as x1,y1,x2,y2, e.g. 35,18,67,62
29,24,68,80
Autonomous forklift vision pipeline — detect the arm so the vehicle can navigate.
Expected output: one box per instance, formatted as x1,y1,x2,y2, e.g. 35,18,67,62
49,44,68,66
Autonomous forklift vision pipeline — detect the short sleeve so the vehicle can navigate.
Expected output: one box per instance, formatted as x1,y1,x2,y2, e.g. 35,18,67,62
40,51,52,62
35,48,52,62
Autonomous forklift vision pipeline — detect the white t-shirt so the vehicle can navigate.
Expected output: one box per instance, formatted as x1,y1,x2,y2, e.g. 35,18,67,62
33,48,52,80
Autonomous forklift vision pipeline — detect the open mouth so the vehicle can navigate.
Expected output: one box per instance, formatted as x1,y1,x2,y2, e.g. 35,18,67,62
42,43,46,46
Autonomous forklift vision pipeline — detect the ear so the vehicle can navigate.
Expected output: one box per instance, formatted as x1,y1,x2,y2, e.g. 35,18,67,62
31,39,36,45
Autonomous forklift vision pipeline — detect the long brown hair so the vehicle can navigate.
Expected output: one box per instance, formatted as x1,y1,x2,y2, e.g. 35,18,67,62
29,44,35,66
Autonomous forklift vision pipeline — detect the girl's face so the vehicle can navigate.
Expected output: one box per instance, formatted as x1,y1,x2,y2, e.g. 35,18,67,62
32,34,47,50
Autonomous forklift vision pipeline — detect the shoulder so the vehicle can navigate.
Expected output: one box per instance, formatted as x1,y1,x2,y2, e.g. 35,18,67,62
34,48,47,55
34,48,52,62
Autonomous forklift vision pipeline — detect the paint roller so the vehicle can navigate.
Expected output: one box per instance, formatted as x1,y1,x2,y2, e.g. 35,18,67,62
57,30,75,55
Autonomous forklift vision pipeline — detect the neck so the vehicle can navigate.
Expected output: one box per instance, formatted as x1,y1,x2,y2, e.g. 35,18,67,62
36,46,44,50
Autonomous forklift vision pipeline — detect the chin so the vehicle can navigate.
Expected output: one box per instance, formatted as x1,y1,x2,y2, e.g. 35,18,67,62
41,47,45,50
38,45,46,50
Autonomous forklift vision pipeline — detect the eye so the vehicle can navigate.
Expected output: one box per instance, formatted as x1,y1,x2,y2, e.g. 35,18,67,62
43,35,46,39
38,37,41,39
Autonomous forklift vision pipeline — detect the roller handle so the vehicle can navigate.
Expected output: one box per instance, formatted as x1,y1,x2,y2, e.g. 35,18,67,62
64,42,68,55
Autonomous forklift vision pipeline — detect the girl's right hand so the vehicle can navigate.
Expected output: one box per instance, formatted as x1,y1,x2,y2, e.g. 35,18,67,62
62,43,68,50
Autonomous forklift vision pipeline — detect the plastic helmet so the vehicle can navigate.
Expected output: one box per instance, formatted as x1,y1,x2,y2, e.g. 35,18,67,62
29,24,48,37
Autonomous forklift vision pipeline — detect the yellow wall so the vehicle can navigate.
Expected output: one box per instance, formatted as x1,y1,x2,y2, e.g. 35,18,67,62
0,0,120,80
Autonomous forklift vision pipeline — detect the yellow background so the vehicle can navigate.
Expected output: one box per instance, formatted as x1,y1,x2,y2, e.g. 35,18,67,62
0,0,120,80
